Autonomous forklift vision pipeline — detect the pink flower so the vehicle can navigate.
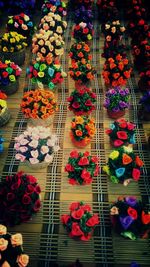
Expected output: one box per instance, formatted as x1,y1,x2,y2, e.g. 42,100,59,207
29,158,39,164
72,102,80,109
19,139,29,146
28,140,38,148
41,146,49,155
15,153,26,162
44,154,53,163
19,146,28,153
31,150,39,159
14,142,20,151
113,139,124,147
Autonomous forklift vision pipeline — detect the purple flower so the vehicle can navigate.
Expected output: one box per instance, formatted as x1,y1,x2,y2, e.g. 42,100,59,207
125,88,129,94
125,197,137,207
119,89,126,96
104,99,110,107
109,89,116,95
119,101,127,108
119,216,134,230
112,107,120,112
130,262,141,267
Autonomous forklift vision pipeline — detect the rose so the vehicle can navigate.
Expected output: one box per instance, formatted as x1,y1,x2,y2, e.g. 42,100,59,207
81,204,91,212
86,214,99,227
35,185,41,194
26,185,35,194
7,192,15,201
141,211,150,225
11,178,21,191
22,194,31,205
114,140,124,147
11,233,23,247
0,225,7,235
33,199,41,212
81,169,92,183
26,175,37,184
117,131,128,140
127,207,138,220
69,202,80,211
78,157,89,166
65,164,74,172
71,209,84,220
70,222,84,237
61,214,70,224
132,168,140,181
125,196,137,207
0,238,8,251
119,216,134,230
17,254,29,267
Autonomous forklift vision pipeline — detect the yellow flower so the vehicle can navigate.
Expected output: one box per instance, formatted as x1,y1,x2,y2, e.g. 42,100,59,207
109,150,119,160
75,116,84,124
10,38,16,43
23,42,27,47
0,100,7,114
10,47,14,52
87,34,92,40
103,165,110,175
16,45,22,50
15,36,20,42
38,72,44,78
3,47,8,52
9,75,16,82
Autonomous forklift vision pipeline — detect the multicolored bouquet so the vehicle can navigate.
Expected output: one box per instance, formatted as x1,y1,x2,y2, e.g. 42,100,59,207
21,89,58,120
67,86,96,115
61,201,99,241
7,0,36,14
74,6,93,23
102,54,132,87
102,20,126,42
138,67,150,92
69,60,96,84
7,13,35,39
69,42,92,62
0,225,29,267
39,12,67,34
72,22,94,42
42,1,67,16
27,60,66,90
132,39,150,71
32,31,64,64
104,87,130,119
14,126,59,166
0,32,27,53
128,19,150,45
65,150,100,185
70,116,96,147
106,119,136,147
103,146,144,185
110,196,150,239
0,133,4,153
138,91,150,121
0,171,41,226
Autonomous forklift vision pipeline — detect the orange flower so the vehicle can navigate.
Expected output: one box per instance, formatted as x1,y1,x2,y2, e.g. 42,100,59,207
41,113,50,119
116,54,122,61
0,91,7,100
78,52,84,58
75,116,84,124
118,76,125,85
123,58,129,65
40,106,47,114
113,73,120,79
112,80,119,87
77,44,82,50
118,62,124,71
86,64,91,70
69,71,74,76
122,153,133,165
135,156,144,167
42,98,49,105
81,58,86,64
87,72,94,80
30,113,38,119
84,45,90,52
124,71,131,79
71,122,76,128
88,129,96,137
110,63,116,69
88,54,92,60
75,71,81,77
75,130,83,136
108,58,114,63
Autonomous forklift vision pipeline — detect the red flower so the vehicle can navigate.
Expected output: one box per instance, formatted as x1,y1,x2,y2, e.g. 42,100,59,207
78,157,89,166
81,169,92,183
70,150,79,158
132,168,141,181
65,164,74,172
80,233,92,241
141,211,150,225
7,192,15,201
26,175,37,184
22,194,31,205
85,99,92,106
69,202,80,211
81,204,91,212
86,214,99,227
11,179,21,191
72,102,80,109
94,165,100,176
117,131,128,140
119,122,127,128
26,185,35,194
83,28,89,34
91,156,99,163
84,151,90,157
90,92,97,98
69,179,77,185
61,214,70,224
127,207,138,220
71,209,84,220
67,96,73,102
138,19,145,25
127,122,135,130
35,185,41,194
33,199,41,212
105,129,113,134
70,222,84,237
135,156,144,167
2,71,9,78
114,139,124,147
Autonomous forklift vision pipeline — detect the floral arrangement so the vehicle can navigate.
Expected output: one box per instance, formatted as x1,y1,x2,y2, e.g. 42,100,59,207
74,6,93,23
69,42,92,62
110,196,150,239
42,1,67,16
73,0,94,7
69,60,96,84
103,146,144,185
27,60,66,90
0,59,22,86
67,86,96,115
72,22,94,42
128,19,149,45
138,67,150,91
102,54,132,87
6,0,36,14
65,150,100,185
21,89,58,120
102,20,126,41
14,126,60,165
127,3,147,20
0,225,29,267
0,133,4,153
7,13,35,39
102,43,127,59
0,32,27,53
61,201,99,241
97,0,119,22
0,171,41,226
132,39,150,71
32,31,64,64
70,116,96,147
138,91,150,120
39,12,67,35
106,119,136,147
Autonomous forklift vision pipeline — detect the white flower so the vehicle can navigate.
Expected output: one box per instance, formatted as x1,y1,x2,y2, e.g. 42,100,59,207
28,140,38,148
31,150,39,158
41,146,49,155
15,153,26,162
29,158,39,164
116,20,120,25
19,146,28,153
123,179,131,186
105,24,110,30
45,154,53,163
19,139,29,146
47,139,55,147
123,146,133,153
24,15,29,21
120,26,125,32
79,22,87,28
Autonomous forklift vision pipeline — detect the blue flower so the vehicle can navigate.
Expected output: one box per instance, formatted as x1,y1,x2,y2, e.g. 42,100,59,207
119,216,134,230
130,134,136,144
110,123,115,130
48,67,55,77
27,21,33,27
115,168,125,178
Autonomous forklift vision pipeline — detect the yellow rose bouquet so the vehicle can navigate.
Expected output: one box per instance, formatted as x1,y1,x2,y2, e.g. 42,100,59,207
39,12,67,35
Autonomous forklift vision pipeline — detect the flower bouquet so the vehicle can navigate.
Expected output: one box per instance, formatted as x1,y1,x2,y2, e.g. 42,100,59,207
110,196,150,239
72,22,94,43
27,60,66,90
97,0,119,22
0,171,41,226
0,133,4,153
69,42,92,63
7,0,36,15
65,150,100,185
74,6,93,23
0,225,29,266
126,3,147,21
138,91,150,121
73,0,94,8
70,116,96,147
0,60,22,95
14,126,60,168
102,20,126,42
106,119,136,147
21,89,58,126
0,32,27,65
61,201,99,241
103,146,144,185
138,67,150,92
104,87,130,119
67,86,96,115
39,12,67,35
32,31,64,64
102,54,132,87
128,19,149,45
102,43,127,59
42,1,67,16
0,91,11,127
132,39,150,71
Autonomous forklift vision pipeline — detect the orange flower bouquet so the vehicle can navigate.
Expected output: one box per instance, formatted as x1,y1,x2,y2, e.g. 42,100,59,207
69,41,92,63
70,116,96,147
102,54,132,87
21,89,58,126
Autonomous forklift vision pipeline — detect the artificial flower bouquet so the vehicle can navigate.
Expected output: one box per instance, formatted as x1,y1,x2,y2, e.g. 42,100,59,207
128,19,149,45
103,146,144,186
39,12,67,35
74,6,93,23
104,87,130,119
14,126,60,168
0,225,29,267
67,86,96,115
0,133,4,153
70,116,96,147
69,60,96,85
110,196,150,239
27,60,66,90
106,119,136,147
72,22,94,42
21,89,58,125
102,54,132,87
97,0,119,22
6,0,36,15
69,42,92,62
42,1,67,16
126,2,147,20
65,150,100,185
132,39,150,71
0,91,11,127
138,67,150,92
61,201,99,241
138,91,150,121
0,59,22,95
0,171,41,226
32,31,64,64
102,20,126,42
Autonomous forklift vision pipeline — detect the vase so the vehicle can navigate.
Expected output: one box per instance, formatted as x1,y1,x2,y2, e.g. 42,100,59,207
25,160,51,170
0,80,19,95
70,131,91,148
28,114,54,126
0,107,11,127
107,109,125,119
1,48,25,66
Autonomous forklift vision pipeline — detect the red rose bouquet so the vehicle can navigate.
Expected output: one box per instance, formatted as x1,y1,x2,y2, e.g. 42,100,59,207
126,3,147,20
72,22,94,42
0,172,41,226
97,0,118,22
132,39,150,71
39,12,67,35
42,1,67,16
0,225,29,267
61,201,99,241
65,150,100,185
67,86,96,115
138,67,150,92
69,42,92,63
110,196,150,239
128,19,150,45
103,146,144,186
106,119,136,147
102,43,127,59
